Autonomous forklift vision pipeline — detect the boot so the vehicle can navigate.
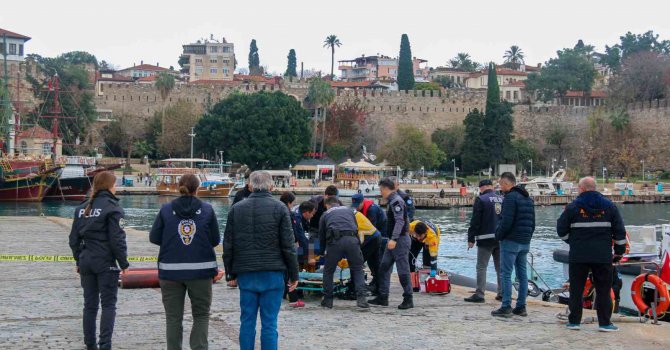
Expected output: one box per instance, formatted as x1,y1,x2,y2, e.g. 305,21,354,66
321,297,333,309
86,346,98,350
512,306,527,317
464,294,485,303
357,296,369,308
368,295,388,306
491,306,513,318
398,296,414,310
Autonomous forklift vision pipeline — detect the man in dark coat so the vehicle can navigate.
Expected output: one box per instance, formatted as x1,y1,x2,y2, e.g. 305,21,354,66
557,177,626,332
492,172,535,318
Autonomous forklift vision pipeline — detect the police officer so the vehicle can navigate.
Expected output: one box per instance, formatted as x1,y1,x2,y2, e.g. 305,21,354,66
465,179,504,303
69,171,129,350
369,178,413,309
318,196,369,309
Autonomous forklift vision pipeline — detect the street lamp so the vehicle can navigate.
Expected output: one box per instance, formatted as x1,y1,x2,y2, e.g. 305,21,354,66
188,127,196,168
641,160,645,181
528,159,533,178
451,159,457,181
603,166,607,184
564,159,568,171
219,150,224,173
552,158,556,174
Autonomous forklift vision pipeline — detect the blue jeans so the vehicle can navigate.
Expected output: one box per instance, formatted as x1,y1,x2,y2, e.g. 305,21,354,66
500,240,530,308
237,271,285,350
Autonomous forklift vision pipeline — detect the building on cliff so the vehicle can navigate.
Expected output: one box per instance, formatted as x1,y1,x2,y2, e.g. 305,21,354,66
116,62,178,79
180,37,235,83
0,28,30,62
338,54,429,84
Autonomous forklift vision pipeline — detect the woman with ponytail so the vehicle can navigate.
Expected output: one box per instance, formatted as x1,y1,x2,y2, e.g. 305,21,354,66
150,173,220,350
69,171,129,350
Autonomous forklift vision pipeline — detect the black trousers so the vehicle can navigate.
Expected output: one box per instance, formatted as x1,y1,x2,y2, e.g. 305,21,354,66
80,270,119,349
409,239,432,272
568,262,613,326
361,235,381,282
323,236,367,298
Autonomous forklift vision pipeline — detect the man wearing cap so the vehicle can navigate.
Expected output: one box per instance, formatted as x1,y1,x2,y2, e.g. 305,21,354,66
352,193,386,294
465,179,504,303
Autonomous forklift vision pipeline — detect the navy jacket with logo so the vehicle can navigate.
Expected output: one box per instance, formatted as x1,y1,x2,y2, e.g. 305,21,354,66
150,196,220,280
495,186,535,244
468,189,504,247
69,190,129,274
556,191,627,264
386,192,409,240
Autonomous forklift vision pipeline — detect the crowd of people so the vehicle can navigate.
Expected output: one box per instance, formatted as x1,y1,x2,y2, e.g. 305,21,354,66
68,170,628,349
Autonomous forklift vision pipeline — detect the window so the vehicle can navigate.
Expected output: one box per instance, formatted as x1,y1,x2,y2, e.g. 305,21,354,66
210,68,217,74
223,46,231,53
42,143,52,155
505,91,511,100
195,67,203,75
18,44,23,56
210,58,217,64
21,141,27,155
195,58,203,65
209,46,219,53
223,68,229,75
513,91,519,100
9,43,17,55
222,59,230,65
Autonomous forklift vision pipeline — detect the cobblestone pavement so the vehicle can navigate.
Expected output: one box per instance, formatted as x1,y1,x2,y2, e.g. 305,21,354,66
0,216,665,349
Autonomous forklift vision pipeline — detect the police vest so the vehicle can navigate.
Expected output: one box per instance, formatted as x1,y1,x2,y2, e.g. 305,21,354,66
476,190,504,243
156,202,218,281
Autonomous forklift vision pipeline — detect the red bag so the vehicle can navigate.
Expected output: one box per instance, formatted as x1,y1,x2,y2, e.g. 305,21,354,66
411,272,420,290
425,276,451,294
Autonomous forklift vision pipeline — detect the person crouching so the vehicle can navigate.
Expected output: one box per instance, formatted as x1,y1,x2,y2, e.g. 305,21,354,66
150,174,221,350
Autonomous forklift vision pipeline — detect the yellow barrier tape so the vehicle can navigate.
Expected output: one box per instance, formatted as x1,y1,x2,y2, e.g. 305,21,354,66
0,254,158,263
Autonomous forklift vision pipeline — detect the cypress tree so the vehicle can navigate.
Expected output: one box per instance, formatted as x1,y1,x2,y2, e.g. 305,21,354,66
285,49,297,77
483,62,514,166
485,62,500,113
461,108,489,172
397,34,415,91
248,39,260,75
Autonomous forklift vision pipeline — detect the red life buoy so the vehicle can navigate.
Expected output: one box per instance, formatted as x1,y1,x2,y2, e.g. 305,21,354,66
582,278,615,311
631,273,670,317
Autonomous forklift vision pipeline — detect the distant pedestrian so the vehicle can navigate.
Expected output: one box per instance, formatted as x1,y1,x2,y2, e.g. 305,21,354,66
149,174,221,350
232,173,252,206
279,192,307,308
465,179,503,303
121,175,126,187
492,172,535,318
69,171,129,350
223,171,299,350
557,177,627,332
369,178,413,309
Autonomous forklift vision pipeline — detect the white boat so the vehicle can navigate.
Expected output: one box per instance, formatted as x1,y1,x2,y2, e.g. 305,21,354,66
337,179,380,197
519,170,574,196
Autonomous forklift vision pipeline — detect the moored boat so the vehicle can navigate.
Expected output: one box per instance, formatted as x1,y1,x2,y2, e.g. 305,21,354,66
156,159,234,198
0,158,61,202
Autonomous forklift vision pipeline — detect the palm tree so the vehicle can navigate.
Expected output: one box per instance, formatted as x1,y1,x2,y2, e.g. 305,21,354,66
448,53,480,72
323,35,342,80
306,78,335,157
155,72,175,135
503,45,525,70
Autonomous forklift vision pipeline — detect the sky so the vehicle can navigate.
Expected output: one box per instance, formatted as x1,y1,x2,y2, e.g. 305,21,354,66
2,0,669,75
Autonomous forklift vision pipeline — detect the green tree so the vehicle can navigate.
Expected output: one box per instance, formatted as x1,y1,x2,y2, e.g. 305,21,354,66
506,138,538,166
195,92,311,170
306,77,335,156
285,49,297,77
103,113,145,169
248,39,261,76
544,121,569,161
483,63,514,165
616,31,670,59
485,63,500,113
415,82,441,91
378,124,444,169
448,53,481,72
323,35,342,80
503,45,525,70
155,72,175,135
609,51,670,102
609,108,630,133
431,125,465,169
397,34,415,90
460,109,488,172
25,52,98,155
530,48,597,104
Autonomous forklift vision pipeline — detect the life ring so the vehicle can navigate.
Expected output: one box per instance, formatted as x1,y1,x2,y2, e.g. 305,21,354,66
357,189,362,194
365,188,370,193
631,273,670,317
582,278,616,312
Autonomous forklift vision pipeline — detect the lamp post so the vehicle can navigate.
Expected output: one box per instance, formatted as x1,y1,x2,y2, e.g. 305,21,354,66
188,127,196,168
219,150,224,173
451,159,456,181
564,159,568,171
528,159,533,178
551,158,556,174
603,166,607,184
641,160,645,182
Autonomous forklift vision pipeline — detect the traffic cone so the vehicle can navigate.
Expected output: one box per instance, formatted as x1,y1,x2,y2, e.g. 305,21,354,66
660,252,670,285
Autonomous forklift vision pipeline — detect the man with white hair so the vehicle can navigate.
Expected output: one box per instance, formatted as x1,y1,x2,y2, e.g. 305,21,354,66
557,176,627,332
223,170,299,350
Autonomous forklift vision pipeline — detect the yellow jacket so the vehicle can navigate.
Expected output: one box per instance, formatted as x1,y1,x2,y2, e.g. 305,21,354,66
409,220,440,259
355,211,380,244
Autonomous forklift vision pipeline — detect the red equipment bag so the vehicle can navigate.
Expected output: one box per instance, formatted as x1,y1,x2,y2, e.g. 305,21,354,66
120,268,225,289
425,275,451,294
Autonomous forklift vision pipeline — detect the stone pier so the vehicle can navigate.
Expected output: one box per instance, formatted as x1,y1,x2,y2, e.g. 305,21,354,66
0,216,665,349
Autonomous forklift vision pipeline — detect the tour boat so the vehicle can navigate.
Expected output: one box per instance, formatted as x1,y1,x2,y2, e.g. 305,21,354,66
0,158,62,202
156,159,234,198
44,156,122,201
519,170,574,196
337,179,381,197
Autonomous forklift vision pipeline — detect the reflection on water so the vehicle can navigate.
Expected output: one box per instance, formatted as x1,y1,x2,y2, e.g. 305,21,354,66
1,196,668,288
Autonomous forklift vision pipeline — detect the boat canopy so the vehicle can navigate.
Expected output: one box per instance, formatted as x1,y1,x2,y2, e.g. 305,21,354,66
265,170,292,177
160,158,210,163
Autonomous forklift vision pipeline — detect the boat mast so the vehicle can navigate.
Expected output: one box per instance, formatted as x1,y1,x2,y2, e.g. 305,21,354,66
42,74,62,158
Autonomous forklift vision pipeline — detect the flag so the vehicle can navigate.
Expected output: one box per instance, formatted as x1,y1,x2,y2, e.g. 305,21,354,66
661,252,670,285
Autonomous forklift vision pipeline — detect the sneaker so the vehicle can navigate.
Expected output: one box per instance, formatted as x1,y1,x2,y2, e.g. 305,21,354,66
495,295,503,301
464,294,485,303
320,298,333,309
598,324,619,332
289,300,305,308
491,307,513,318
512,306,527,317
398,296,414,310
565,323,581,331
368,296,389,307
357,296,369,308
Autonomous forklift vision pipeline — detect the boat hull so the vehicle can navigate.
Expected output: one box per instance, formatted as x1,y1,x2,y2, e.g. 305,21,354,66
0,173,58,202
157,183,234,198
44,176,93,201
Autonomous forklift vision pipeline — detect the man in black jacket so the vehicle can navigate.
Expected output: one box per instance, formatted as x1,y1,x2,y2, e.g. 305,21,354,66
557,177,626,332
492,172,535,318
223,171,299,350
465,179,504,303
232,174,252,206
309,185,340,232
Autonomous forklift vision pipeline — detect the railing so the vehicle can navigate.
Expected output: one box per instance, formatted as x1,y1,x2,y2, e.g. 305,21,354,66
335,173,379,181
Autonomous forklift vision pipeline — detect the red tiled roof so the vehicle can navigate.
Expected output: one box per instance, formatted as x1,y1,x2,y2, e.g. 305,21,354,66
118,64,168,72
137,75,157,82
17,125,54,139
0,28,30,41
524,65,541,72
565,90,607,98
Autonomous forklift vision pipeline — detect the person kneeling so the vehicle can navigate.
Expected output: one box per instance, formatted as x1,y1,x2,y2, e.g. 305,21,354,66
409,220,441,291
